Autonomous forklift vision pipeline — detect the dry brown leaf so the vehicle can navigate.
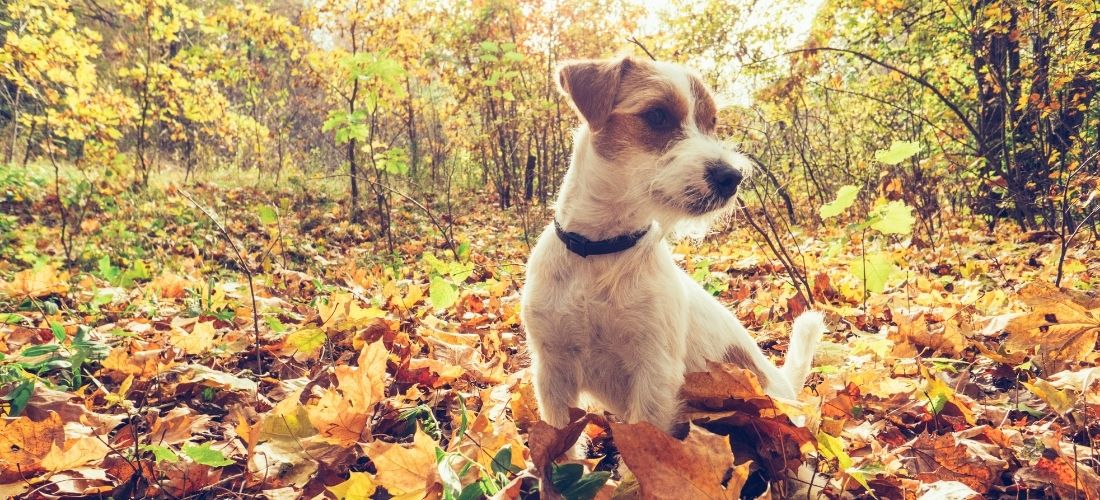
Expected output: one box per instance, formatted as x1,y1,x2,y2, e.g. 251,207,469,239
40,435,110,472
0,266,70,298
1004,282,1100,373
0,412,65,481
901,431,1008,492
527,409,593,476
149,407,212,445
611,421,745,499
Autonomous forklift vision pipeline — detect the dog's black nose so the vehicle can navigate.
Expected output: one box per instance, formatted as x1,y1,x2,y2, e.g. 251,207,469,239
704,161,743,199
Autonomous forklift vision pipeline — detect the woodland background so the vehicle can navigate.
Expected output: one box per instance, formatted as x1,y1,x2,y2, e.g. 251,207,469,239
1,0,1099,498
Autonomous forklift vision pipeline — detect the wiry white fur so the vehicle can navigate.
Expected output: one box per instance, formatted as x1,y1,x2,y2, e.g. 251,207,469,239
521,59,826,431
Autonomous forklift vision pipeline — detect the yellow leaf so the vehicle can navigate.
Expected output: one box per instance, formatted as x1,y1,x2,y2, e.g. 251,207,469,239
364,427,439,500
41,435,110,472
0,266,70,298
172,321,217,355
1023,378,1074,415
307,340,389,446
328,472,377,500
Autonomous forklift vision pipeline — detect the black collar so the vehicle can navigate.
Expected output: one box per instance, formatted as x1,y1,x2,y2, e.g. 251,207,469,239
554,220,651,258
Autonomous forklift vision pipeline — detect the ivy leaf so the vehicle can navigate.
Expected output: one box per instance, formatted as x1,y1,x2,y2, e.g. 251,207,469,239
429,276,457,310
874,141,921,164
820,185,860,219
869,200,915,235
851,252,896,294
182,443,234,467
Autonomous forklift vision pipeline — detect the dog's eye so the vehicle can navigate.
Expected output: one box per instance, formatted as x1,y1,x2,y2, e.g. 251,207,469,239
642,108,671,129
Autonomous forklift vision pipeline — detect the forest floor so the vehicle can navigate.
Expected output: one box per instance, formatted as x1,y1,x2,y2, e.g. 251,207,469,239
1,163,1099,499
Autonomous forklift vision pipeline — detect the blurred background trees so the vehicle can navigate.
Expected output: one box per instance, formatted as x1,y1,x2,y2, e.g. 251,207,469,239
1,0,1097,246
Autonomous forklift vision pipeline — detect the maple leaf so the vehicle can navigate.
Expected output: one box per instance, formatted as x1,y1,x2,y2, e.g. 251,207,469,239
308,340,389,446
612,422,747,499
364,427,440,500
448,406,527,474
899,430,1009,492
41,435,110,472
0,412,64,481
0,265,70,298
171,320,217,355
1004,282,1100,374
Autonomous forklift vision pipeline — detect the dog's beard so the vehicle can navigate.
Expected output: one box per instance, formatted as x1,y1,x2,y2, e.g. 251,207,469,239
649,181,735,217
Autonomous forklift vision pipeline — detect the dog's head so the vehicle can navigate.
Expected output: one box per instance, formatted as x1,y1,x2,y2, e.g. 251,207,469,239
558,56,751,220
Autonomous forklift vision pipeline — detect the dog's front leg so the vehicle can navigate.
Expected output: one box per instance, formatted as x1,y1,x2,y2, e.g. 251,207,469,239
681,275,799,400
620,353,685,431
530,349,581,428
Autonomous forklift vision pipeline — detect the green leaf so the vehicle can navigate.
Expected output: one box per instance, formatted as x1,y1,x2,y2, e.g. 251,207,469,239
457,481,489,500
182,443,235,467
21,344,59,357
8,380,34,417
819,185,860,218
258,206,277,225
429,276,458,310
436,451,463,497
851,252,897,294
49,321,66,342
0,313,23,324
491,445,521,475
874,140,921,164
869,200,915,235
563,471,611,500
551,463,583,493
479,41,500,54
141,444,180,463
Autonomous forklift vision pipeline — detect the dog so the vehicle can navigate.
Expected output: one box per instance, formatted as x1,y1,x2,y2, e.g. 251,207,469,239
521,55,826,432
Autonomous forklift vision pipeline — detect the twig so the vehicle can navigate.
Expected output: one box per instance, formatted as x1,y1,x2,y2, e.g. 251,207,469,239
179,189,264,375
627,36,657,61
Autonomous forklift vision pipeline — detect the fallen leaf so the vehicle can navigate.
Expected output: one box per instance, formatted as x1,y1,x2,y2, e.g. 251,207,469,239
612,422,745,499
364,427,439,500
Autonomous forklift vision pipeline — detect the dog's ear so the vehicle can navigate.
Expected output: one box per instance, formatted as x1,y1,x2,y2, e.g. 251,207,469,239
557,57,633,131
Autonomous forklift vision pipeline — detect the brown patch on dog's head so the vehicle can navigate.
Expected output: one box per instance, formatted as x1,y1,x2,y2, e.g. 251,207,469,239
559,57,724,160
593,60,691,159
690,76,718,135
557,58,631,131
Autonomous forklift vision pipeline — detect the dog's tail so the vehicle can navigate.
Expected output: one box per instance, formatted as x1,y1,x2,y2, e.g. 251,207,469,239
780,311,826,391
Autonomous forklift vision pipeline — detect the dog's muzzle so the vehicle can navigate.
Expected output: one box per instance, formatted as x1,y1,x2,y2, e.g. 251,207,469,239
704,161,743,199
